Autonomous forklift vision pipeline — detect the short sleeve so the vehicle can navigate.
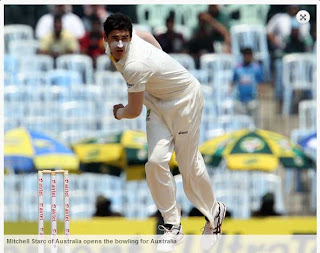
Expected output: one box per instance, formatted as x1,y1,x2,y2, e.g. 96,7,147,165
233,67,239,82
255,64,264,83
123,62,153,93
266,14,279,34
36,15,52,39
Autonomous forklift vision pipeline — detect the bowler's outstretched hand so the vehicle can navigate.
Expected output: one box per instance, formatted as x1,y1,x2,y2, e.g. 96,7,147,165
113,104,124,120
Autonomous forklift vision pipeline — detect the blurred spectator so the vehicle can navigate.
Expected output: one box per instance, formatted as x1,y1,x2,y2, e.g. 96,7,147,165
274,19,310,105
188,12,230,68
267,5,312,54
79,16,105,63
93,195,123,217
232,47,264,127
155,14,186,54
36,5,85,39
266,5,287,22
283,20,309,54
82,5,110,32
252,192,282,217
207,5,231,53
208,5,231,30
39,15,79,59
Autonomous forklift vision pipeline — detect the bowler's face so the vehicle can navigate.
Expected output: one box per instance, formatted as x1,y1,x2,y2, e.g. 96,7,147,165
105,30,131,61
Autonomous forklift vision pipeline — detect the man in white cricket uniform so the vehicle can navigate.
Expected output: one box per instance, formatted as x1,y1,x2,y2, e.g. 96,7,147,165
103,13,226,252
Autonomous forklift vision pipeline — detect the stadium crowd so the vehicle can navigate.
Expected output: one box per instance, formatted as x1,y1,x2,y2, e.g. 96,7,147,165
4,4,316,142
5,5,317,109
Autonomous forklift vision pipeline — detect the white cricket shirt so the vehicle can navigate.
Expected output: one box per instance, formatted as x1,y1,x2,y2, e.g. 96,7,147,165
267,13,310,49
105,31,196,99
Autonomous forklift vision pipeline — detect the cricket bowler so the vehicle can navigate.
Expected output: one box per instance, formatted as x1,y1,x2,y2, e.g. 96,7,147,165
103,13,226,252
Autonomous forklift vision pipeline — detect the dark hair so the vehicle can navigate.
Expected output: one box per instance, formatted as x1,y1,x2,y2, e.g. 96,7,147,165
241,47,253,55
91,15,101,25
103,12,132,37
166,11,175,24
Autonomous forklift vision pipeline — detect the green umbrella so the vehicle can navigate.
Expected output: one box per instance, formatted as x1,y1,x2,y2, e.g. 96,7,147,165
200,129,315,171
73,130,148,179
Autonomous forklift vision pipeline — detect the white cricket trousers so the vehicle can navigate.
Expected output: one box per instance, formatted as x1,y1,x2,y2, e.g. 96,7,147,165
144,80,218,227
